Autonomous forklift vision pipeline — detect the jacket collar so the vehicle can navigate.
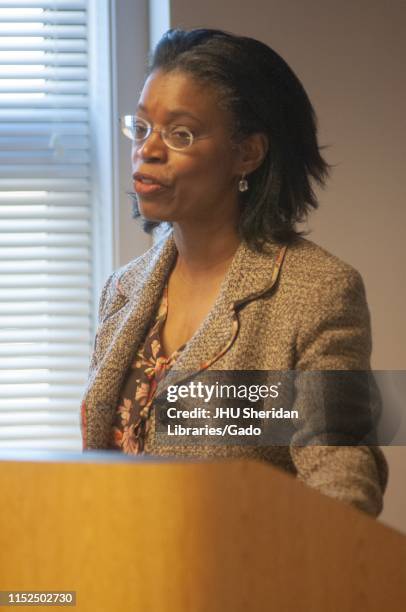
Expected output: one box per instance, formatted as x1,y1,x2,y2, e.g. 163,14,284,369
118,229,286,309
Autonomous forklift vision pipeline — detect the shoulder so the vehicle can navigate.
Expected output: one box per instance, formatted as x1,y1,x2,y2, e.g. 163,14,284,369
115,235,171,285
282,236,363,287
95,238,164,321
99,231,176,308
276,237,369,328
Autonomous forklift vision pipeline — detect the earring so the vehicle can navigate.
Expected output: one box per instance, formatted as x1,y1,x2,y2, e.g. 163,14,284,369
238,173,249,192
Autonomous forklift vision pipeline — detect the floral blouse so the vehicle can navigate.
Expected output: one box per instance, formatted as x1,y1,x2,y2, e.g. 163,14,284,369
110,283,185,454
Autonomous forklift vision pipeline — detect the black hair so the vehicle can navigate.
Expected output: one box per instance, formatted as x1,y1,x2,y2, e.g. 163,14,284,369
130,28,331,249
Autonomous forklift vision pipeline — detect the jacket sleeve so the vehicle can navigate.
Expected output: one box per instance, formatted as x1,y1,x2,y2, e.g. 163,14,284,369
87,271,116,378
80,271,116,449
290,267,389,517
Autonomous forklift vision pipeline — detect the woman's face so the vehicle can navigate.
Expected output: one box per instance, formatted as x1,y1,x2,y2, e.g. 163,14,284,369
131,69,243,227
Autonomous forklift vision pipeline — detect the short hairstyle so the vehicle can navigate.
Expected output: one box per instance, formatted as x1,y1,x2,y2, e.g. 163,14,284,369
130,28,331,250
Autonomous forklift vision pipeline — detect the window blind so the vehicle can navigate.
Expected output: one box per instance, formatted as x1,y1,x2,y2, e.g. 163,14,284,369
0,0,90,450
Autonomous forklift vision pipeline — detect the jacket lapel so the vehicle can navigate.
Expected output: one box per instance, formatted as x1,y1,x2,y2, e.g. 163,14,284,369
154,236,287,399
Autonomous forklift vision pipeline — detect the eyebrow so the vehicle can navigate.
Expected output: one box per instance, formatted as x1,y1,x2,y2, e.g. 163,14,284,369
136,103,203,124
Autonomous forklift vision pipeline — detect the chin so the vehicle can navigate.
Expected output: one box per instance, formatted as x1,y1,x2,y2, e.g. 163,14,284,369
137,199,177,224
139,208,172,224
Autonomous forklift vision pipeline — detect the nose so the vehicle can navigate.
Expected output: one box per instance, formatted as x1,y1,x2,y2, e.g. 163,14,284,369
132,129,167,164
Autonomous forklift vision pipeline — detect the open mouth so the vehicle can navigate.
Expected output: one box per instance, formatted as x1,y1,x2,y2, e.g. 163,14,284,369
134,178,168,195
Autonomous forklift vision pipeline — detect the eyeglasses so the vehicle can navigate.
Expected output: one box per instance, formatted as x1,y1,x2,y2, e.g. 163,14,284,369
120,115,209,151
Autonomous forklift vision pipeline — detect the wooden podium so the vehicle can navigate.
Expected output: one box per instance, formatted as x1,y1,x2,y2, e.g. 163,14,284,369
0,451,405,611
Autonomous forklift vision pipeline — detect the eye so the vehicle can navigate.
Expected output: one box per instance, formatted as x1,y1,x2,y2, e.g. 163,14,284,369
167,125,194,148
133,118,149,140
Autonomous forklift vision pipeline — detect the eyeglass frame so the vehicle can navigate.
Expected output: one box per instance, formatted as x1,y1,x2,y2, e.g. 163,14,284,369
120,114,212,151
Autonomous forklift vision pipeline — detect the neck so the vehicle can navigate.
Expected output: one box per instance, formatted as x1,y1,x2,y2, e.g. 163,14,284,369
171,220,241,282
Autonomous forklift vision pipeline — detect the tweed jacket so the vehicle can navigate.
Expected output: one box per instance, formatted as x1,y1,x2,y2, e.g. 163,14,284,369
81,230,388,517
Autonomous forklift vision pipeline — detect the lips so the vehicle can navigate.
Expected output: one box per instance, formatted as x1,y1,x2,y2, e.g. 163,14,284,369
133,172,169,186
132,172,170,196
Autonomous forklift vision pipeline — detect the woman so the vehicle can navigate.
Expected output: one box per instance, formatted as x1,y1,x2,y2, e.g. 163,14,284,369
81,28,388,516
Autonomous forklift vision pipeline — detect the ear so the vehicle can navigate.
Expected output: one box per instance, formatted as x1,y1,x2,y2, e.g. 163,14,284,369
236,132,269,175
